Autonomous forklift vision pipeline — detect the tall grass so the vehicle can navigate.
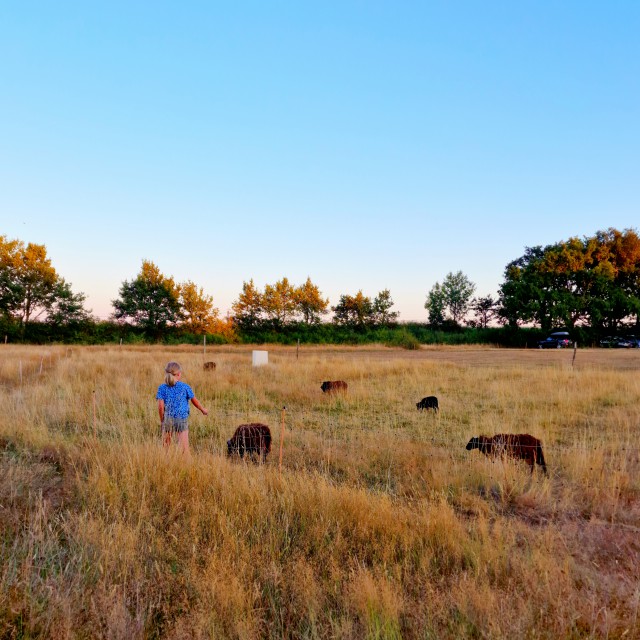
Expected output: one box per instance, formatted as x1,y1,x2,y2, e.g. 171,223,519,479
1,344,639,638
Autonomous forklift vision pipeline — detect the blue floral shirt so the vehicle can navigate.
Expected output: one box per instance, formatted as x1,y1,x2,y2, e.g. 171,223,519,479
156,381,195,419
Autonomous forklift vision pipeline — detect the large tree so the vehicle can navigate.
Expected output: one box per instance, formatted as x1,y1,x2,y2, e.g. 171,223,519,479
332,291,373,328
425,271,476,325
46,280,93,327
179,280,219,334
231,279,263,330
372,289,399,325
295,277,329,324
262,277,298,325
424,282,446,326
499,228,640,331
112,260,181,336
0,235,89,324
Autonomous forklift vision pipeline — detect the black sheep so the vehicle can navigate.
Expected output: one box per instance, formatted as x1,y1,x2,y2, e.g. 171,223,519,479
416,396,439,412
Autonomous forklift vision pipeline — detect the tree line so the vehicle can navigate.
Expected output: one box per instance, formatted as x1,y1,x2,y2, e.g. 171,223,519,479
1,227,639,344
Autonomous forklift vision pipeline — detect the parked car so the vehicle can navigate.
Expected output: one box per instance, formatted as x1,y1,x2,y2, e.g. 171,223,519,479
537,332,571,349
599,336,634,348
626,336,640,348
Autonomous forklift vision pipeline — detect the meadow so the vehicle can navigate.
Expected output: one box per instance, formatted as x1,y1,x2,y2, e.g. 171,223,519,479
1,344,639,639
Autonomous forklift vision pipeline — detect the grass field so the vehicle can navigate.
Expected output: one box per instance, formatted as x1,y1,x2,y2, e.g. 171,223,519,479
1,344,639,639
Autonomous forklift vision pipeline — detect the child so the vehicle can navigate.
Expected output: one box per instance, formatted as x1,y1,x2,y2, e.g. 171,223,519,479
156,361,208,453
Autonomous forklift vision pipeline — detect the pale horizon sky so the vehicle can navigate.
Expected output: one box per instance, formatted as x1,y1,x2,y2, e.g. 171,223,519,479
2,2,638,322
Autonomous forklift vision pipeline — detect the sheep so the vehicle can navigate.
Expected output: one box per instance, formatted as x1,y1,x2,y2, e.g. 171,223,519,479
416,396,439,412
466,433,548,475
227,423,272,463
321,380,348,393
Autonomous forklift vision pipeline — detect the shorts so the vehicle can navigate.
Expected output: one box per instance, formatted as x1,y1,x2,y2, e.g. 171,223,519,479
162,417,189,433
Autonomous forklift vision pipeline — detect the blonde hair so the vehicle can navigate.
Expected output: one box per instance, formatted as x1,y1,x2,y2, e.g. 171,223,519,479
164,361,182,387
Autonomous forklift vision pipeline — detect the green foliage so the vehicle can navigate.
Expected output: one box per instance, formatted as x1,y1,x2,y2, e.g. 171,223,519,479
424,282,446,326
466,295,498,328
111,260,181,337
442,271,476,323
372,289,399,325
46,280,92,327
426,272,476,326
499,228,640,331
0,235,89,326
384,328,421,350
232,277,329,329
263,277,298,325
332,289,399,328
332,291,374,328
295,276,330,324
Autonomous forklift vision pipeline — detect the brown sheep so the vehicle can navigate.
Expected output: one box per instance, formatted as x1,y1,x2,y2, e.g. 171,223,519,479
227,423,271,462
466,433,548,475
203,361,216,371
321,380,348,393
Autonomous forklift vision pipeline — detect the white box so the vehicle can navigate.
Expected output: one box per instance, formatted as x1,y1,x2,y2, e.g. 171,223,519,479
252,350,269,367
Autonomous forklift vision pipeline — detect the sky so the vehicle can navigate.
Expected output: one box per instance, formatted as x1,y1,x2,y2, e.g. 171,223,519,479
1,1,639,321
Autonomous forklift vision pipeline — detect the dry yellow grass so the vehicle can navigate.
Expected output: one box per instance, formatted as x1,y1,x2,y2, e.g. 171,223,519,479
0,344,639,639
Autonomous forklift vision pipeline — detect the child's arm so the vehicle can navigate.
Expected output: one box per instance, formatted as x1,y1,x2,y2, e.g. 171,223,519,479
191,397,208,415
158,399,165,424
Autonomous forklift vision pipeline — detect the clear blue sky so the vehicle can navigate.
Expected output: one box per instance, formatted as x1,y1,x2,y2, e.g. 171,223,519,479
1,2,638,321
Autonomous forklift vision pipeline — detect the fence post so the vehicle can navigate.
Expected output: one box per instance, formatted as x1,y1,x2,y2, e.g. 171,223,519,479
279,406,286,480
572,342,578,368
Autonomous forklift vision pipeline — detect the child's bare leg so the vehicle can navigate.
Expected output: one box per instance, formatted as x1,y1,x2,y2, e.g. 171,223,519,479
176,430,190,454
163,431,172,447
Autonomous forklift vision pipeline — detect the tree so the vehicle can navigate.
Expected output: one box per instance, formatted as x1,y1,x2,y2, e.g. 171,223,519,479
332,291,373,328
112,260,181,336
466,295,498,329
0,235,22,318
295,277,329,324
498,229,640,331
0,235,89,325
425,282,446,326
425,272,475,326
179,280,219,334
231,279,264,329
263,277,298,325
442,271,476,324
46,280,93,327
498,246,548,328
372,289,399,325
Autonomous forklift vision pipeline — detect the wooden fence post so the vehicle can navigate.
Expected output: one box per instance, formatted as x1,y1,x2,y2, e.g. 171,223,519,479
279,406,286,480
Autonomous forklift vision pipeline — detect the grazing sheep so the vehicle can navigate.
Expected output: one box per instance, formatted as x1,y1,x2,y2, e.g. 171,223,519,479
416,396,439,412
227,423,272,462
203,361,216,371
321,380,348,393
466,433,548,475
